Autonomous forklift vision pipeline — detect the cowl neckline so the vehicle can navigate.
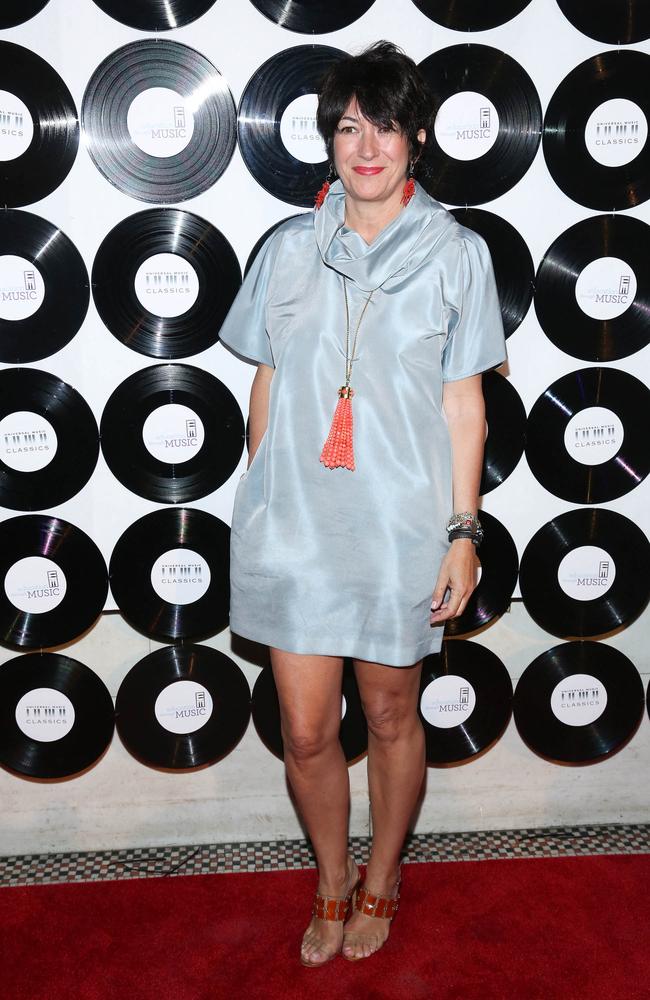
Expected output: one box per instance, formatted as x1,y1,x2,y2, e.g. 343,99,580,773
313,178,455,292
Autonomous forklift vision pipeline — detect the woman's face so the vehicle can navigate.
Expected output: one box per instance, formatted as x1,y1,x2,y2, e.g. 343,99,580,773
332,96,425,208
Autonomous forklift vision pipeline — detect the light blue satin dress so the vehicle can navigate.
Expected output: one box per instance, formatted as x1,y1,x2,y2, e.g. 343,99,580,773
218,180,507,667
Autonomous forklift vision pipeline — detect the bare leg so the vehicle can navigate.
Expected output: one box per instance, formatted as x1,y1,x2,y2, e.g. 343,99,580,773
270,647,360,965
342,657,425,960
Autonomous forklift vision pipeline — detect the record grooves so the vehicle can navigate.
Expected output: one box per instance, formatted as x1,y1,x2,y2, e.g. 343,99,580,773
0,368,99,511
109,507,230,642
0,1,51,28
519,508,650,638
0,211,89,364
418,640,512,764
0,515,108,649
82,40,236,204
249,0,376,33
525,367,650,504
252,660,367,763
92,209,241,359
91,0,218,30
480,371,526,495
0,42,79,207
115,645,251,769
451,208,534,338
534,214,650,362
410,0,532,32
418,45,542,205
543,50,650,211
100,364,245,503
555,1,650,45
513,641,644,763
238,45,346,208
0,652,115,778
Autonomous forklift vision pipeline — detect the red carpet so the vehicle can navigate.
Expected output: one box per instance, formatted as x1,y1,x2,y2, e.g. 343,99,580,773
2,854,649,1000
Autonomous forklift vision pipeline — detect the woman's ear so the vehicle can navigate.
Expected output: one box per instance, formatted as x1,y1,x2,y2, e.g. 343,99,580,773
417,128,426,145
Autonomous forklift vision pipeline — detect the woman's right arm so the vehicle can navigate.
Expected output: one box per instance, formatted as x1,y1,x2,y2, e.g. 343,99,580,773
247,363,274,467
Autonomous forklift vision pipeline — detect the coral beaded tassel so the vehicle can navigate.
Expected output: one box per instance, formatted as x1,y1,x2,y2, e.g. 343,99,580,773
319,278,374,471
320,385,356,470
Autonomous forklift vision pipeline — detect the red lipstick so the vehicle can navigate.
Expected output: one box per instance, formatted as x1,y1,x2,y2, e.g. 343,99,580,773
353,166,384,175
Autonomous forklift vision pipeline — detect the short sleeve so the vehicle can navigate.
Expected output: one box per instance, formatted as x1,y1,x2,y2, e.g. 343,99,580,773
441,229,507,383
218,229,281,368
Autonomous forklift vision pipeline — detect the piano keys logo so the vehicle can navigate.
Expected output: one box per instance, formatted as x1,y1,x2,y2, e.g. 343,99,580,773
15,687,76,742
150,548,211,605
134,252,200,318
0,90,34,158
280,94,327,163
126,88,195,157
550,672,607,726
419,674,476,728
585,98,648,168
557,545,616,601
563,406,624,466
0,412,57,472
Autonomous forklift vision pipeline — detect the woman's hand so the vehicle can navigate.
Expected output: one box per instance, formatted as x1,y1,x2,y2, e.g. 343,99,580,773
429,539,479,623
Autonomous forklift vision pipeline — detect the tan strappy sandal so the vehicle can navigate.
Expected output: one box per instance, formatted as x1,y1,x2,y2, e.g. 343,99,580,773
300,866,363,968
342,869,401,962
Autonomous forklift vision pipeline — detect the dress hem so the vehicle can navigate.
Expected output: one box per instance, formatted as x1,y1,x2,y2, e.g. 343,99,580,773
228,619,445,668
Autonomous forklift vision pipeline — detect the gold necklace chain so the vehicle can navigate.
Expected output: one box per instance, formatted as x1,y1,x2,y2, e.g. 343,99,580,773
343,276,374,387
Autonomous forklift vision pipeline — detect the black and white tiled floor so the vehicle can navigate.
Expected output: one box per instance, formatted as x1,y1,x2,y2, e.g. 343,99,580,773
2,824,649,887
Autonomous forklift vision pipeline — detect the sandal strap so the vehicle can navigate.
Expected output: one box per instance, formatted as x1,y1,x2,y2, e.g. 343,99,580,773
355,884,400,919
312,892,353,921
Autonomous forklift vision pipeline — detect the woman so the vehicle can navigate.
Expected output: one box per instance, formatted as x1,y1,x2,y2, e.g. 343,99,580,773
218,41,506,965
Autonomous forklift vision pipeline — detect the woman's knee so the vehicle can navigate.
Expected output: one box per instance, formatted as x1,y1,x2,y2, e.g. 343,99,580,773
362,700,418,743
280,720,339,761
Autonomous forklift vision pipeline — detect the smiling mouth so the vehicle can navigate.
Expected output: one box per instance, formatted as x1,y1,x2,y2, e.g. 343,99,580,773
353,166,385,175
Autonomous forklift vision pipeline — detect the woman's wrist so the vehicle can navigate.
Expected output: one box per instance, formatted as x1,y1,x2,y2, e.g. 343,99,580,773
446,512,483,547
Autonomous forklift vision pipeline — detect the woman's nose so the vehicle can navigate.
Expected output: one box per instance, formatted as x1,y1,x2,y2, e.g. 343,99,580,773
358,128,380,158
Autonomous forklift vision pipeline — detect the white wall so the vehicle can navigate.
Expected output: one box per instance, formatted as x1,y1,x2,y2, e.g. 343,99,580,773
1,600,648,856
1,0,650,855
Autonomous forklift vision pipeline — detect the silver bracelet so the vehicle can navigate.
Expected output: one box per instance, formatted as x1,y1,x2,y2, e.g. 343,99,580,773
446,512,481,534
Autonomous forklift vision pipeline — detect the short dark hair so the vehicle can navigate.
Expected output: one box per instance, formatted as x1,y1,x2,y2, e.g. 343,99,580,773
316,41,434,172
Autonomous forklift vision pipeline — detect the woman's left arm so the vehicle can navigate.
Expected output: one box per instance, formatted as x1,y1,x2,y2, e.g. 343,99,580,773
430,374,486,623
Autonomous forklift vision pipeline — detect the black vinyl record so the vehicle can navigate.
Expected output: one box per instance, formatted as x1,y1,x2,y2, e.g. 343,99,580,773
418,640,512,765
444,511,519,637
0,368,99,511
0,211,89,364
525,367,650,504
92,0,218,30
410,0,532,31
418,45,542,205
0,515,108,649
251,659,368,763
514,641,644,763
534,214,650,362
555,1,650,45
450,208,534,338
115,644,250,769
249,0,376,33
100,363,245,503
0,2,51,28
0,653,114,778
92,209,241,360
480,371,526,496
0,42,79,207
245,215,304,277
82,40,236,204
542,50,650,211
110,507,230,642
238,45,346,208
519,508,650,638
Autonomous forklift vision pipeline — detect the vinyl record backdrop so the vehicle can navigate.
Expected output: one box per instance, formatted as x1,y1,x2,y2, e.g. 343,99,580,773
1,0,650,805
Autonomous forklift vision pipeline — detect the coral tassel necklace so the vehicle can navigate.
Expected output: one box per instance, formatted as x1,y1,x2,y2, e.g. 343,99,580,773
319,276,374,471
